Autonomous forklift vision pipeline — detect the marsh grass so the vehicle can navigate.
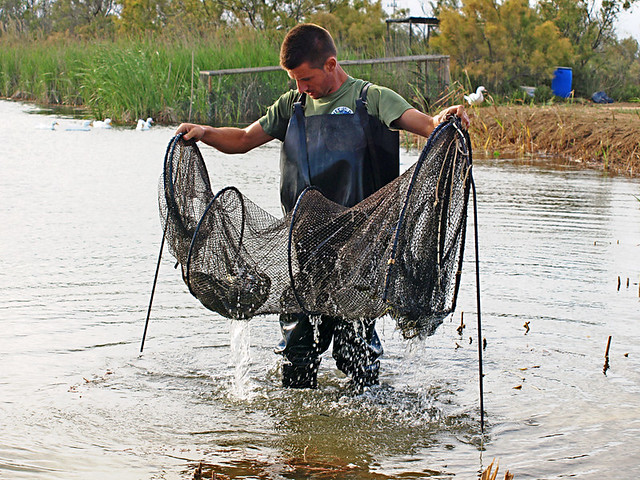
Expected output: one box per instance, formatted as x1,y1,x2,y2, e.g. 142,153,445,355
0,31,453,126
79,43,199,123
0,31,284,125
0,40,87,105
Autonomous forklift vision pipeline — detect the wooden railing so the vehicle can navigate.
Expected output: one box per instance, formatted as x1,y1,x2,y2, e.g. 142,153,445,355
200,54,450,94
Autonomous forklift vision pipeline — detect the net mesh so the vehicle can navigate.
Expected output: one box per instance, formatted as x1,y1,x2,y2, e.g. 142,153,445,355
159,118,472,338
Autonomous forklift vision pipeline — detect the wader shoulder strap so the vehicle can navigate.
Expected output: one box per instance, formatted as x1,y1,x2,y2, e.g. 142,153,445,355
357,82,383,191
291,99,312,187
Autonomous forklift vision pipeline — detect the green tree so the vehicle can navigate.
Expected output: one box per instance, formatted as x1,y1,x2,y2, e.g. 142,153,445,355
308,0,387,54
49,0,117,36
432,0,573,93
0,0,31,33
538,0,636,53
0,0,50,34
221,0,278,29
538,0,639,96
219,0,320,30
219,0,387,41
580,36,640,99
161,0,225,35
118,0,169,33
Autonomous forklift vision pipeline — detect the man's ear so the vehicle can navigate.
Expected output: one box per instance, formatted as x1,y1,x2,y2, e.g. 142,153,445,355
324,57,337,72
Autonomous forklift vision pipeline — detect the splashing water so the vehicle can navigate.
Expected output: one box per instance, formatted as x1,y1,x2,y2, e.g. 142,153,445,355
228,320,252,399
310,314,321,345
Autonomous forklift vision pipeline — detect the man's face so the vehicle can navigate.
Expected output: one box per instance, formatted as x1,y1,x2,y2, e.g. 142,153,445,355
286,59,335,99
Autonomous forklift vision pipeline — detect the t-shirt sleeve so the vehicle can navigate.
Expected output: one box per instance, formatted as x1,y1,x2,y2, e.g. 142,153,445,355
365,85,414,129
258,90,297,142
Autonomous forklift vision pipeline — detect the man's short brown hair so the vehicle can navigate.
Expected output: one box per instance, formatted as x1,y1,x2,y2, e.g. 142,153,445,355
280,23,337,70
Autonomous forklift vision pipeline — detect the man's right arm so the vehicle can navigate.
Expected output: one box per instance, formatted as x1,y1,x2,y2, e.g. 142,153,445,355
175,120,274,154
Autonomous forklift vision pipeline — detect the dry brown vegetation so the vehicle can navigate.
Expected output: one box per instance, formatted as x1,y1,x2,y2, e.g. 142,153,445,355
192,457,516,479
469,103,640,176
481,459,514,480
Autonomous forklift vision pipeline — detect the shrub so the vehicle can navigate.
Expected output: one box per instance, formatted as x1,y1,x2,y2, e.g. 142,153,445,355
534,84,553,103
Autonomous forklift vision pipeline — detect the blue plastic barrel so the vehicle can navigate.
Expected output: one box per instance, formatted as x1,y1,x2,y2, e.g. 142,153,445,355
551,67,573,98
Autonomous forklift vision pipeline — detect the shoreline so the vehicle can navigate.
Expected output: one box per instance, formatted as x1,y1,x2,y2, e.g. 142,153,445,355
7,97,640,176
403,103,640,177
468,103,640,177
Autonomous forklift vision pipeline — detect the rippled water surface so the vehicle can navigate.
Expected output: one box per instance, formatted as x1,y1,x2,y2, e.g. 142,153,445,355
1,100,639,479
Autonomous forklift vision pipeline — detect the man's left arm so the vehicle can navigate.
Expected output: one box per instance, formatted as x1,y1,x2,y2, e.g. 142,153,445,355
394,105,470,138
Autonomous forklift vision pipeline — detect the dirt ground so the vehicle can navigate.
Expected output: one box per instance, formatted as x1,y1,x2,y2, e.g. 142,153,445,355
467,103,640,176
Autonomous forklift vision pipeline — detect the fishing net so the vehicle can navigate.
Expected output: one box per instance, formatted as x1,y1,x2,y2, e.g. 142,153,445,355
159,118,472,338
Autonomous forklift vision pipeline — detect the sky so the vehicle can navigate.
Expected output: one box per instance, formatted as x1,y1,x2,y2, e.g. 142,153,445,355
388,0,640,43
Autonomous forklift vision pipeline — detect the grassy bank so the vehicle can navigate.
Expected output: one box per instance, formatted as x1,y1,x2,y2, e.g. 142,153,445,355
401,102,640,176
468,103,640,176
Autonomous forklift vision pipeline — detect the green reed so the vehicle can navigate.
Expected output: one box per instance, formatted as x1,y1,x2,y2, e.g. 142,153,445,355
0,39,88,105
0,32,285,125
0,31,447,126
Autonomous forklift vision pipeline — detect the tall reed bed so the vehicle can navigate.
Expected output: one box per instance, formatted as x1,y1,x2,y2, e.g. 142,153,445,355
0,39,88,105
0,31,450,126
0,31,285,125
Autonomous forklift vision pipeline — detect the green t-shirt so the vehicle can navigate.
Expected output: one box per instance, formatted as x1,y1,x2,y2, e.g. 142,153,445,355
258,77,413,141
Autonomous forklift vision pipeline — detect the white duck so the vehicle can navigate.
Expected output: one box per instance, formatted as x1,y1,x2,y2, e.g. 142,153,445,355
65,120,92,131
93,118,112,129
464,86,487,106
36,121,59,130
136,117,153,131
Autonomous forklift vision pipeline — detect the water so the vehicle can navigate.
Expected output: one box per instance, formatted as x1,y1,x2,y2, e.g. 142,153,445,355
1,100,639,479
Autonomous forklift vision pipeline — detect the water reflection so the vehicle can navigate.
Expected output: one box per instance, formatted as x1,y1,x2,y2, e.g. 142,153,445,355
1,100,640,479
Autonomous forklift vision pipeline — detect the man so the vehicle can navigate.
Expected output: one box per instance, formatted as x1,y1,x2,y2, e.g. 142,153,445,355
177,23,469,390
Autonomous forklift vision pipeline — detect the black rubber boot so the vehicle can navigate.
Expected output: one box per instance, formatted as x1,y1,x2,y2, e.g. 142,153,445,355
282,360,320,389
333,318,383,389
350,360,380,388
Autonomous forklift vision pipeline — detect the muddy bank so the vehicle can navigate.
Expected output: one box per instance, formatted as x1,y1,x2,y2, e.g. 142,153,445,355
468,103,640,176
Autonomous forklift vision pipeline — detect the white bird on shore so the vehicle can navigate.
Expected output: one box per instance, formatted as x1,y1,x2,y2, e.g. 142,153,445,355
93,118,112,129
65,120,92,131
464,86,487,106
136,117,153,131
36,121,59,130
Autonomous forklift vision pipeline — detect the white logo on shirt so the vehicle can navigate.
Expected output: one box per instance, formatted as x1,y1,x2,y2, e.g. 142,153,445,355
331,106,354,115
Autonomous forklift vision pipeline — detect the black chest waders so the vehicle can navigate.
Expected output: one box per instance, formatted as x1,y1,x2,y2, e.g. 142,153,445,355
277,84,399,387
279,83,400,213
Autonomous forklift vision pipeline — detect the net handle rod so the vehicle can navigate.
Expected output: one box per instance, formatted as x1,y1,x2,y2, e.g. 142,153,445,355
140,219,169,353
140,134,186,353
470,173,484,434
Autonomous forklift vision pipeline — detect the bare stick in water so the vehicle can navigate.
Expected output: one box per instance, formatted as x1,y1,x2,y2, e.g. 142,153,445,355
603,335,612,375
457,311,465,335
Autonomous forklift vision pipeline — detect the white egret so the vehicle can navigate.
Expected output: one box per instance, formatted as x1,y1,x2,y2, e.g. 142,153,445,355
464,86,487,106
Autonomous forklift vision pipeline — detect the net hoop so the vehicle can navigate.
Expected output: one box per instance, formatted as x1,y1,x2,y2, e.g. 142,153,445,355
287,185,326,316
186,185,246,297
